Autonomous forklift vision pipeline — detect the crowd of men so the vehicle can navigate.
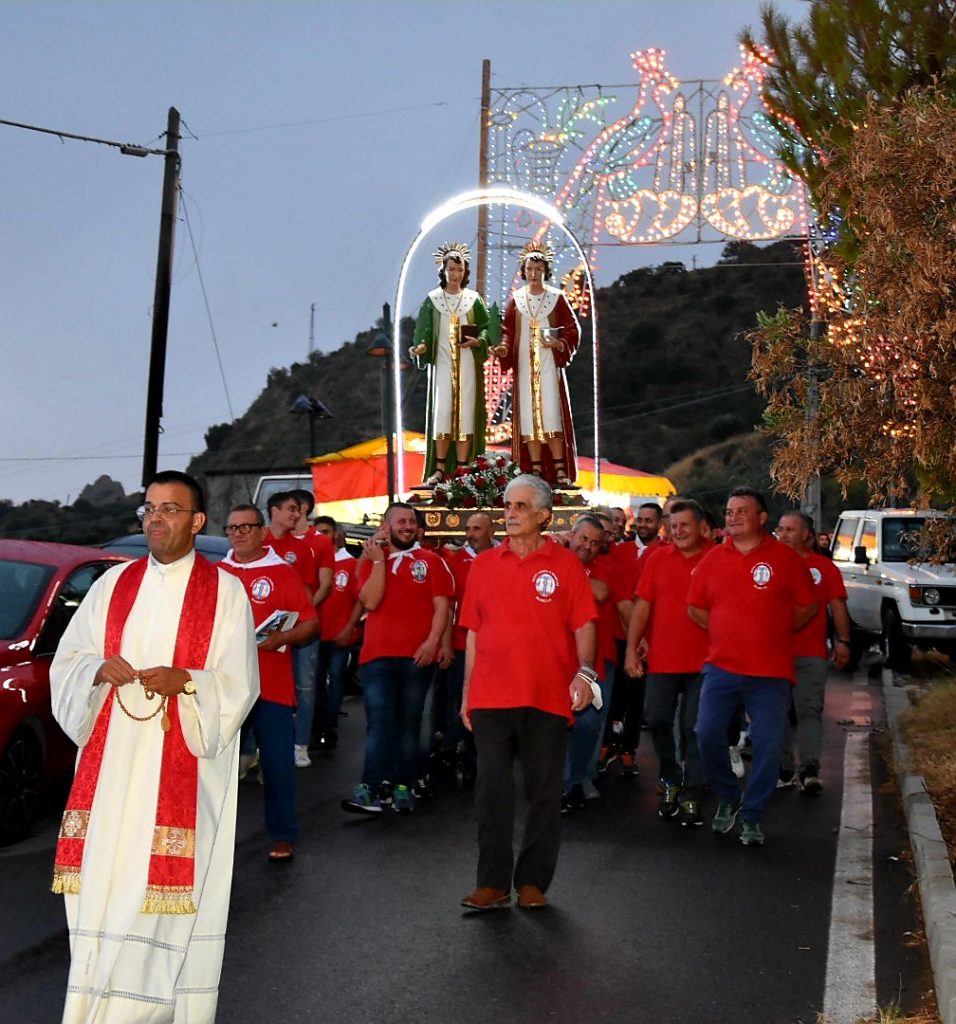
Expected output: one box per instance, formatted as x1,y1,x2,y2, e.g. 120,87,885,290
47,469,847,1021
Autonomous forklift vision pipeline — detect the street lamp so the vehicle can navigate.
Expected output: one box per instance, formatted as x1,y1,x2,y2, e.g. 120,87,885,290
289,394,333,456
367,305,409,502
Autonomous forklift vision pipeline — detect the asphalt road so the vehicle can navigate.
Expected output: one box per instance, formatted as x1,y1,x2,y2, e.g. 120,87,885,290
0,663,933,1024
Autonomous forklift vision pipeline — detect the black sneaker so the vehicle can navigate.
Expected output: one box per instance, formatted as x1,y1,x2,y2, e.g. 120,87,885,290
566,784,587,810
658,783,681,819
678,798,703,827
799,767,823,795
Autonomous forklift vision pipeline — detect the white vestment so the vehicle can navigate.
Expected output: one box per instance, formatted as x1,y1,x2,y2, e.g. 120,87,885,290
513,285,563,439
427,286,480,438
50,550,260,1024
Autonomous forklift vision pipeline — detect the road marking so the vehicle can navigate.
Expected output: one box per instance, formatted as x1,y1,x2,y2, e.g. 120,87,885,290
822,718,877,1024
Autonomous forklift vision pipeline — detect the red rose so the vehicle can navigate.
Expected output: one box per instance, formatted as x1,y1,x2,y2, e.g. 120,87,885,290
493,495,504,507
495,474,507,487
553,492,565,506
462,495,477,508
476,457,488,470
408,493,421,504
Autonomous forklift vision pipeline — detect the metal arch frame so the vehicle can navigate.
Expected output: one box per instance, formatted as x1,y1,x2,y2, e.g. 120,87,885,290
393,186,600,495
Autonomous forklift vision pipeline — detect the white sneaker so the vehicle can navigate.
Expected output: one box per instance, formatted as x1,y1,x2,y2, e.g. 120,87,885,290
238,752,258,780
729,746,745,779
582,778,601,801
294,744,312,768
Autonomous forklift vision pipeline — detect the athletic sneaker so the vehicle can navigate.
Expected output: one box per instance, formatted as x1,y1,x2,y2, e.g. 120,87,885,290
712,799,740,834
776,769,796,789
729,746,745,779
619,752,640,777
341,783,384,815
739,819,765,846
658,783,681,819
581,778,602,801
238,752,259,781
293,744,312,768
678,798,703,827
392,784,415,814
800,771,823,795
597,745,619,775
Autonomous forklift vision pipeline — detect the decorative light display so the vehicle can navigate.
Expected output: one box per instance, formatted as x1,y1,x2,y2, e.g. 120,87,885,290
481,45,811,435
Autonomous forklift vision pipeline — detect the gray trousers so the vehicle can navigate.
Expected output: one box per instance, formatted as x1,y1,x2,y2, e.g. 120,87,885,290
781,655,828,774
645,672,703,797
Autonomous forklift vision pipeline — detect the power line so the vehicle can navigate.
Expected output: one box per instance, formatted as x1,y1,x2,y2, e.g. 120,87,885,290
0,115,169,157
179,186,235,419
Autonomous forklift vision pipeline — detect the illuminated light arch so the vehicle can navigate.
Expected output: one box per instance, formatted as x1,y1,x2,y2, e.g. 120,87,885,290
393,186,600,495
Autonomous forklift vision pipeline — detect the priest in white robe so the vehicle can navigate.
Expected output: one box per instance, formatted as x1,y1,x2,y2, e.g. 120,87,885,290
50,471,259,1024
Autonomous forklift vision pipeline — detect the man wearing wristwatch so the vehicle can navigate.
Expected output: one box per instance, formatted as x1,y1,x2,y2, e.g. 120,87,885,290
458,474,597,911
775,511,851,794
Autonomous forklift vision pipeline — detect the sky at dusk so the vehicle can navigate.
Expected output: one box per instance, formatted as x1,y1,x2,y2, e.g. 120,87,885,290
0,0,809,505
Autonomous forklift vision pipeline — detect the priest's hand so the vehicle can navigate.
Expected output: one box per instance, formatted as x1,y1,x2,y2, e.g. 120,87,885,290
94,655,138,688
140,666,191,697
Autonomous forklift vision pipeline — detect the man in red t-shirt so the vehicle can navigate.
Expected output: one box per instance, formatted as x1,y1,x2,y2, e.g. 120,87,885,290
264,491,322,769
625,499,711,826
437,513,498,774
341,502,454,816
565,515,632,809
458,475,597,911
601,501,662,776
221,504,318,863
312,517,362,751
688,488,817,847
776,511,851,794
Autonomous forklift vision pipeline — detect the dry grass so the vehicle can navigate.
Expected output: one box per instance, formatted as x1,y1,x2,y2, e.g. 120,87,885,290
899,656,956,867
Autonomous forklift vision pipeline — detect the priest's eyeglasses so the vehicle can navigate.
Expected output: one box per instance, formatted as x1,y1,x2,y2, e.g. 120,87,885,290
136,503,198,522
223,523,261,535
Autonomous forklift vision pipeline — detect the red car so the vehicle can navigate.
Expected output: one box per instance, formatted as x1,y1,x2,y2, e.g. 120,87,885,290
0,540,127,843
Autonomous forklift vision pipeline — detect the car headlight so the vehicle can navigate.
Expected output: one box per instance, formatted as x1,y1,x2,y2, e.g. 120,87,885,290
923,587,941,606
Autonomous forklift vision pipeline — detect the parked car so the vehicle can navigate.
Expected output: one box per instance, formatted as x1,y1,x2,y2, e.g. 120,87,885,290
0,540,127,843
830,509,956,670
101,532,230,562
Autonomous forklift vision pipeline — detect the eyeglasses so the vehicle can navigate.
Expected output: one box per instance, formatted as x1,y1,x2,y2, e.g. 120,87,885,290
223,522,262,535
137,503,198,522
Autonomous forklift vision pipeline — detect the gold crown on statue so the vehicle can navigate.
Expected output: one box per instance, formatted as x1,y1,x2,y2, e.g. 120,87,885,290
519,240,555,267
434,242,471,266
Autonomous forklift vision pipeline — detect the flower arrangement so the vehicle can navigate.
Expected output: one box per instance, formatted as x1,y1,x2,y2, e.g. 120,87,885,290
431,452,519,509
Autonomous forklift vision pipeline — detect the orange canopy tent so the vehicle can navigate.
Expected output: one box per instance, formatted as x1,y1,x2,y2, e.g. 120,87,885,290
307,433,674,523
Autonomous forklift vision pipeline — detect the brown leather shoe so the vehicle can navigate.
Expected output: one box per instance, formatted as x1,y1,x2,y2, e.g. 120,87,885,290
268,841,295,863
460,887,511,911
517,884,548,909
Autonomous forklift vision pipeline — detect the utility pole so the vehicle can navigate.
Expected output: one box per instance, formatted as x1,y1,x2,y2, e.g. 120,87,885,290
800,317,823,530
308,302,316,355
141,107,181,487
381,302,397,503
475,59,492,299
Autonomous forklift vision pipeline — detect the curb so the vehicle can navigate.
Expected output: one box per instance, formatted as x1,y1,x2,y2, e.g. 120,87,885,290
882,667,956,1024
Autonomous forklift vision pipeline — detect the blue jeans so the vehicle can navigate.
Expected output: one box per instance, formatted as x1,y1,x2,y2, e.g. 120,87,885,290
250,699,298,842
696,664,791,823
359,657,432,788
316,641,350,735
645,671,703,796
293,638,320,747
566,664,613,788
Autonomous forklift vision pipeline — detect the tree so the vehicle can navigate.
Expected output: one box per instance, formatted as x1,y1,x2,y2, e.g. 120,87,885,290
741,1,956,550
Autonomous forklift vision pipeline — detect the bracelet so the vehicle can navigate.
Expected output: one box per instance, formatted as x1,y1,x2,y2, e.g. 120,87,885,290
574,666,598,686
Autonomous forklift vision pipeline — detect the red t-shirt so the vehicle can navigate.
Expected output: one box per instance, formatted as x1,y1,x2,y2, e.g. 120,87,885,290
793,550,848,658
220,549,316,705
586,553,631,668
686,534,817,682
611,538,660,593
264,530,317,591
319,550,360,640
460,538,598,722
357,545,455,663
298,527,335,573
441,545,487,652
636,543,711,674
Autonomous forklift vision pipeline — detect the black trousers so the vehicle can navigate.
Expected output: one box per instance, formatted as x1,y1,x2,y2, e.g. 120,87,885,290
471,707,568,892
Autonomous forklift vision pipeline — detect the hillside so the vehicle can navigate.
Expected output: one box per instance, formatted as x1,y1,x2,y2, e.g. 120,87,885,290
190,239,808,485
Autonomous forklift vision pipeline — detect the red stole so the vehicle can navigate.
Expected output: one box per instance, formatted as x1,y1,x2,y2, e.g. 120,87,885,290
52,553,220,915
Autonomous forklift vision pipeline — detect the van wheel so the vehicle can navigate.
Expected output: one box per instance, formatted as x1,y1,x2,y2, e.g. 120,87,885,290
881,606,912,672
